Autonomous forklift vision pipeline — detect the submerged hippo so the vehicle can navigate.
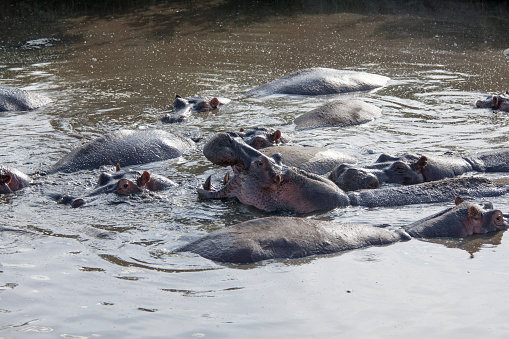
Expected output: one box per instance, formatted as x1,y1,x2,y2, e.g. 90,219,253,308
294,99,382,130
198,153,350,214
56,167,176,207
328,164,379,191
475,92,509,112
0,166,32,194
0,86,52,112
229,127,289,149
161,95,224,123
177,216,411,264
405,197,508,238
48,129,194,173
243,67,390,97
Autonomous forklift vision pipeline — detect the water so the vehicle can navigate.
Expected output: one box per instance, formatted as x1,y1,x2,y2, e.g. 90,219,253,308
2,1,509,338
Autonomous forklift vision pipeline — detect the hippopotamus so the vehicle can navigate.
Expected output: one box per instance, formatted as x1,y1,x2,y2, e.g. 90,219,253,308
328,164,379,191
161,95,224,123
48,129,194,173
405,197,508,238
475,92,509,112
56,167,176,207
228,127,289,149
198,153,350,214
203,131,356,176
243,67,390,97
330,150,509,190
294,99,382,130
0,166,32,194
177,216,410,263
0,86,52,112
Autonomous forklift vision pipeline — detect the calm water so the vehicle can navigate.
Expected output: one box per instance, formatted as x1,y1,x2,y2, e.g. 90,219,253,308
2,2,509,338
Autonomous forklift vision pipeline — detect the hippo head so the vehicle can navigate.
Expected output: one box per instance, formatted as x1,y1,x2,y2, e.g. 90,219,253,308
115,178,143,196
476,95,500,109
248,154,284,189
328,164,379,191
173,95,189,111
373,154,425,185
235,127,289,149
455,197,508,235
203,133,265,169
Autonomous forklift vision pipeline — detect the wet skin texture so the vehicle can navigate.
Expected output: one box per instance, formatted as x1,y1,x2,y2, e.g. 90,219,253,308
177,216,411,264
405,197,508,238
243,67,390,97
161,95,222,123
0,166,32,194
0,86,52,112
48,129,194,173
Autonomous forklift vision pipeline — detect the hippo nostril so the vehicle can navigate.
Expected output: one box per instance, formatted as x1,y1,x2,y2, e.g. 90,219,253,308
123,183,129,189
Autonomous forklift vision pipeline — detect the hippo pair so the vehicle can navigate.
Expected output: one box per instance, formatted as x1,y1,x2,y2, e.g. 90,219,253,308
178,197,507,263
199,133,509,213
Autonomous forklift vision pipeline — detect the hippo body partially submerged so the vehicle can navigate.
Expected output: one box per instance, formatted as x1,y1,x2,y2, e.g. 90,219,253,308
161,95,224,123
0,166,32,194
294,99,382,130
405,197,508,238
244,67,390,97
49,129,194,173
0,86,52,112
177,216,410,263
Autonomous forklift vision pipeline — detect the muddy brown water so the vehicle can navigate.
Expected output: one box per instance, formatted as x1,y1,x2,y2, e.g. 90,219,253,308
2,1,509,338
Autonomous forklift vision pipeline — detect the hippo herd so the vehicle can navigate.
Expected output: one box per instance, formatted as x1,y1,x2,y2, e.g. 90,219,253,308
2,65,509,264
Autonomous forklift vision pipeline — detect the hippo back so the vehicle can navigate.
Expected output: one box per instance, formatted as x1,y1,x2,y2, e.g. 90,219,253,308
49,129,194,173
0,87,52,112
244,67,390,97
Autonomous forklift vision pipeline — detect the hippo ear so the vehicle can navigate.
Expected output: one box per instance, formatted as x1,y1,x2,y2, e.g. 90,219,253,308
175,94,181,99
270,130,282,143
239,128,244,132
140,171,151,185
454,196,465,205
210,98,220,109
0,174,11,184
116,163,121,172
223,171,230,185
414,156,428,172
493,96,499,106
467,206,481,220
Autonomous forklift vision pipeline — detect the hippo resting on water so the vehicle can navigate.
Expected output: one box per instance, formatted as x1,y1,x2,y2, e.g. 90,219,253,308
0,166,32,194
161,95,225,123
243,67,390,97
177,217,410,264
179,197,507,263
0,86,52,112
475,92,509,112
48,129,194,173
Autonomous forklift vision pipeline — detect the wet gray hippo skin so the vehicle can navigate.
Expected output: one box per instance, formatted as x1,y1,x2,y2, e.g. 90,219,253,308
475,92,509,112
161,95,223,123
0,166,32,194
348,177,509,208
259,146,357,176
48,129,194,173
198,154,350,214
294,99,382,130
328,164,379,191
229,127,289,149
334,150,509,190
0,86,52,112
243,67,390,97
405,197,508,238
177,216,411,264
56,168,177,208
203,131,356,176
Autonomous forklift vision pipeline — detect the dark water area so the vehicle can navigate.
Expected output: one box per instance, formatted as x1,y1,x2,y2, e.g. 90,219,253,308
1,1,509,338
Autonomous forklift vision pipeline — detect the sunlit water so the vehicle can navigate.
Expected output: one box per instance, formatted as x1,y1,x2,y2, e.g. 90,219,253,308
2,2,509,338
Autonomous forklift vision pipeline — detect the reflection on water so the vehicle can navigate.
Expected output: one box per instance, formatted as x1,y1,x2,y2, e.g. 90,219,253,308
2,0,509,338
